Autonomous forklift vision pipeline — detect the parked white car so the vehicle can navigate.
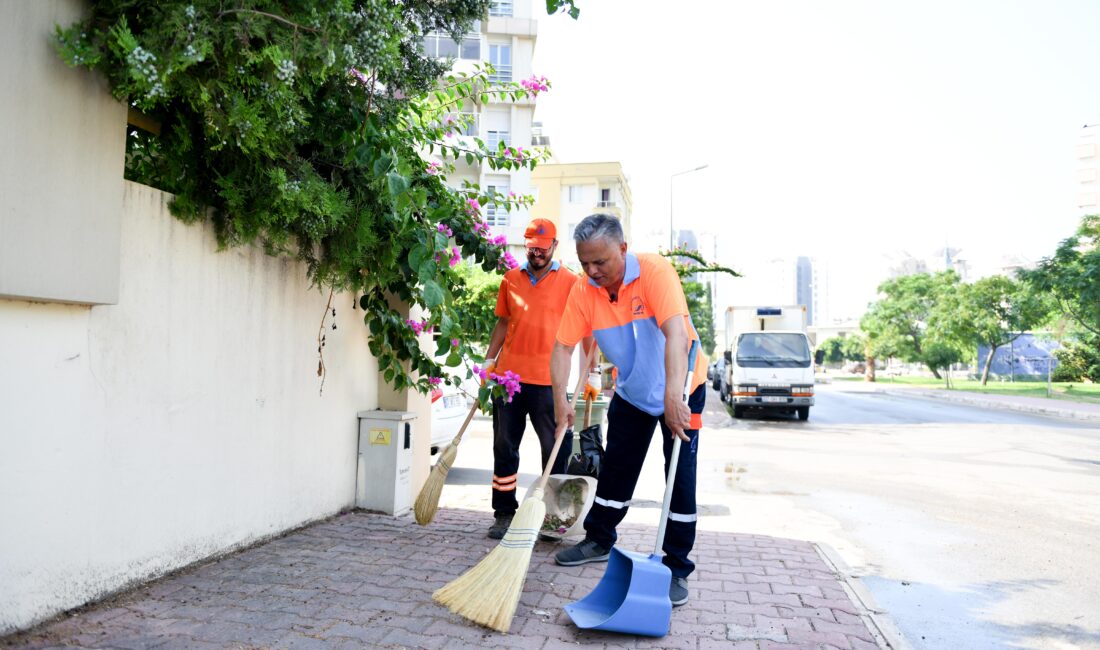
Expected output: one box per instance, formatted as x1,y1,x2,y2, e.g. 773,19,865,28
430,382,469,454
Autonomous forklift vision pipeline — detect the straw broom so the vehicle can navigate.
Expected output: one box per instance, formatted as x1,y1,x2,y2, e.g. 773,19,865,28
415,357,500,525
433,352,593,633
414,400,479,525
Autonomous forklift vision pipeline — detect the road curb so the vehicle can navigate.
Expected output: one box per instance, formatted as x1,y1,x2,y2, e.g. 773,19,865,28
814,543,913,650
875,388,1100,423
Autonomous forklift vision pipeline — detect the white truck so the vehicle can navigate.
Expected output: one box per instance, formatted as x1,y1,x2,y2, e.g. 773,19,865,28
722,305,815,421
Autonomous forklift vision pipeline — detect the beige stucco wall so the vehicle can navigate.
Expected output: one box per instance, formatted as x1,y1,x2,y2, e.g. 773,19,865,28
0,1,433,633
0,182,385,634
0,0,126,305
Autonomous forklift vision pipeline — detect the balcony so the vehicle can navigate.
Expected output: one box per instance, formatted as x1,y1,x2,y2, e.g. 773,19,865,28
488,64,513,85
596,200,617,208
485,205,510,227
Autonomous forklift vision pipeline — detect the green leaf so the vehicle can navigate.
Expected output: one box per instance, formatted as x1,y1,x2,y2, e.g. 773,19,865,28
445,351,462,367
422,280,444,308
373,154,393,176
387,172,409,197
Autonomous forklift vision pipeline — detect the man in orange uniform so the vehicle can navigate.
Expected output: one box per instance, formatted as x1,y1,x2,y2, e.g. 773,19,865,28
484,218,580,539
549,213,707,607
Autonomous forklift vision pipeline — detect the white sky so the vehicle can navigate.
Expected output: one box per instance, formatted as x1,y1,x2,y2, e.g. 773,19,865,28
531,0,1100,320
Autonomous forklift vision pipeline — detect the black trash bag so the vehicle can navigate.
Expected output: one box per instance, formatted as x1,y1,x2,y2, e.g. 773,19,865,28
565,424,604,478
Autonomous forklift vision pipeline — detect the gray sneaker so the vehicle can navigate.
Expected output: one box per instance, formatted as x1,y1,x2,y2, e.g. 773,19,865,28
669,576,688,606
554,539,610,566
488,514,513,540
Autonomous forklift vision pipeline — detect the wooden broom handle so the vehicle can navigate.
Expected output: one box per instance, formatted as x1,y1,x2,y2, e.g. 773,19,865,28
536,347,596,491
583,396,593,428
448,355,500,447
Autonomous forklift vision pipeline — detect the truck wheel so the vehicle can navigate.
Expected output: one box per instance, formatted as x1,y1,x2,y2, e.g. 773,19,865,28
733,406,744,419
796,406,810,421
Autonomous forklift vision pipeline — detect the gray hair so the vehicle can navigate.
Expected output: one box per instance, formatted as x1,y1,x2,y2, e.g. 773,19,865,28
573,213,624,245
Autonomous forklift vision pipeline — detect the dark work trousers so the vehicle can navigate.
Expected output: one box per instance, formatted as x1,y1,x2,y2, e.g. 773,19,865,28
491,384,571,516
582,384,705,579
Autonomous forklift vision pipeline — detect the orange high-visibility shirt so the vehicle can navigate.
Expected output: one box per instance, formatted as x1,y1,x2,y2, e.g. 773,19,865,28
495,261,579,386
556,252,706,415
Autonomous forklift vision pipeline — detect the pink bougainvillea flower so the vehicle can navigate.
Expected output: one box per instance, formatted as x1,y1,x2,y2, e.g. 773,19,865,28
449,247,461,268
466,198,480,214
451,338,459,348
428,377,442,386
348,68,371,86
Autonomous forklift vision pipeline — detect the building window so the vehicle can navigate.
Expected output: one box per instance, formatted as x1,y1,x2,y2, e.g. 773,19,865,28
488,44,512,83
423,22,481,60
486,182,511,227
567,185,582,203
486,130,510,151
489,1,514,16
597,188,614,207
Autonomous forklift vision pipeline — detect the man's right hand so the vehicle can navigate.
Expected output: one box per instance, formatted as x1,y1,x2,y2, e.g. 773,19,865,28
554,394,575,433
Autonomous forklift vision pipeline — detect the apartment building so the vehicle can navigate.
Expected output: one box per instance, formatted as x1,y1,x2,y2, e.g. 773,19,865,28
530,161,634,266
425,0,541,250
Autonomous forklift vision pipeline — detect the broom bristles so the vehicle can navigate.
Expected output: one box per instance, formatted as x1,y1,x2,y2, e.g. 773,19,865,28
433,488,546,633
414,441,458,525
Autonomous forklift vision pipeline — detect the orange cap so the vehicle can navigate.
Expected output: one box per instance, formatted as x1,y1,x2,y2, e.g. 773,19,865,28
524,218,556,249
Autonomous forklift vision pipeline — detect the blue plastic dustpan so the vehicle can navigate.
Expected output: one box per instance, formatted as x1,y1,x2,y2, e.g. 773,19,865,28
563,547,672,636
563,374,693,637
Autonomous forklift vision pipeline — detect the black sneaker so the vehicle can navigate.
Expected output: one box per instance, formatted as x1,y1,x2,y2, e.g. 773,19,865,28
488,514,513,540
669,577,688,607
554,539,611,566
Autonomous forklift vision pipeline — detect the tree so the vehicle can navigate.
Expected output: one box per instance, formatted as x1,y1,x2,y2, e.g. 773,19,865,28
451,262,503,348
55,1,559,401
841,334,867,362
819,335,867,364
1051,332,1100,382
951,275,1052,385
1021,214,1100,378
818,337,846,364
859,272,961,379
660,247,740,360
682,280,716,357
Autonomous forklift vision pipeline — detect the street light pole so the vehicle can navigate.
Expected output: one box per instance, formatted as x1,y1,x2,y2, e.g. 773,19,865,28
669,164,709,249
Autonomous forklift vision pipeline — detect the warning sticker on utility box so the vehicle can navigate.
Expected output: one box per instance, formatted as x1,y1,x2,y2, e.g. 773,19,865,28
369,428,391,445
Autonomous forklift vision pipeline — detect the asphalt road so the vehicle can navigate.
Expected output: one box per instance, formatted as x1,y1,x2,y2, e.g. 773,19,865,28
449,382,1100,649
695,382,1100,650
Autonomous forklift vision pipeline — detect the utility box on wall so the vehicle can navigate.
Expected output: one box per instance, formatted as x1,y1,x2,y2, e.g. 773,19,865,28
356,410,416,516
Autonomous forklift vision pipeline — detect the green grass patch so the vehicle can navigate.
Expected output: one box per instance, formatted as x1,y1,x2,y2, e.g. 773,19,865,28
868,376,1100,404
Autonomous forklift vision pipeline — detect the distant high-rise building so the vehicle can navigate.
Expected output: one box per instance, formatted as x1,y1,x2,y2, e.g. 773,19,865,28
1077,122,1100,215
796,256,814,326
674,229,698,251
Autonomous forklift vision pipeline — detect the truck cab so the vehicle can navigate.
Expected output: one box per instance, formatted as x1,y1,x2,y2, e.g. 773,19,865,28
723,306,815,421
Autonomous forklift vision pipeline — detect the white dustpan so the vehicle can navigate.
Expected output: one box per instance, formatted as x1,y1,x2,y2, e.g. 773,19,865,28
525,473,596,540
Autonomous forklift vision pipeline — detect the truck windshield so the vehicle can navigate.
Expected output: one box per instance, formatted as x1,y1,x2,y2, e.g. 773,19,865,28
735,333,811,368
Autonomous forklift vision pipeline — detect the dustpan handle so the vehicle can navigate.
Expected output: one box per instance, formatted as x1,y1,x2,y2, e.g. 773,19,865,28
654,372,693,556
537,346,597,492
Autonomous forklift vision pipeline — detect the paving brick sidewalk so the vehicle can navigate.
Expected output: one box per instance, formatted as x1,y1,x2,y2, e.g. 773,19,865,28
3,508,883,650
